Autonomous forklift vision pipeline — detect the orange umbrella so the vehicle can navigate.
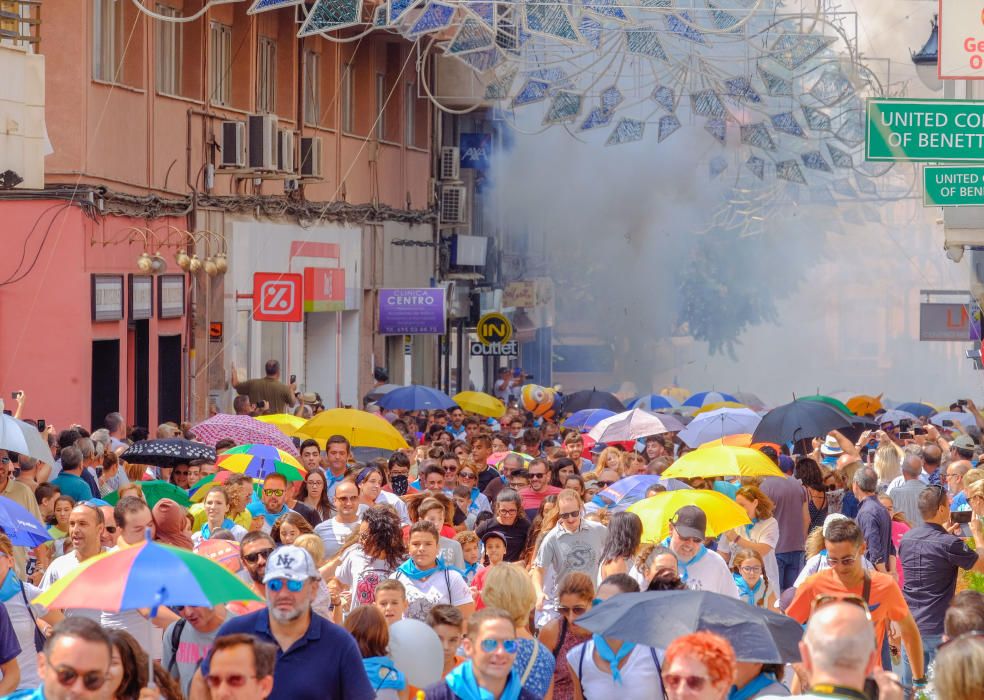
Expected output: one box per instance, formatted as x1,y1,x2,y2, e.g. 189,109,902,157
700,434,782,455
846,394,883,416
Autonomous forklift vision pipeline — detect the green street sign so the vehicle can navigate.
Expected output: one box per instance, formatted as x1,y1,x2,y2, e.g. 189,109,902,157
923,166,984,207
866,98,984,162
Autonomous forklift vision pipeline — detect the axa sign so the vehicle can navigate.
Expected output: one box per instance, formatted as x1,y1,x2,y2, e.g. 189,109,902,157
459,133,491,171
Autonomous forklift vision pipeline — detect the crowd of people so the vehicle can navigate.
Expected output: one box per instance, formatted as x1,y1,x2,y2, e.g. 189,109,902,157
0,382,983,700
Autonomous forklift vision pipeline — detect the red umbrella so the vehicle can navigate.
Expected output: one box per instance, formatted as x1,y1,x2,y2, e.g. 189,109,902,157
190,414,299,456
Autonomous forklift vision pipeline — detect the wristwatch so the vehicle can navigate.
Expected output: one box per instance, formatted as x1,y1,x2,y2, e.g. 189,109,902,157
913,678,928,687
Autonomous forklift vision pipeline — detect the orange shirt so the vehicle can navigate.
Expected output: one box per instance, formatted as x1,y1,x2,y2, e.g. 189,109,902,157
787,569,910,651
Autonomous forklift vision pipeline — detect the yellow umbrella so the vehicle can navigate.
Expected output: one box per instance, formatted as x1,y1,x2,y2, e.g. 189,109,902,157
660,386,690,403
846,394,883,416
255,413,307,436
453,391,506,419
628,490,752,543
661,445,786,480
693,401,747,416
297,409,409,451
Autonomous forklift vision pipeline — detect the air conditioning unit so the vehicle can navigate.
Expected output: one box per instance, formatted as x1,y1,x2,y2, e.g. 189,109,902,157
439,146,460,180
247,113,278,170
299,136,323,178
219,121,247,168
277,129,295,172
440,184,468,225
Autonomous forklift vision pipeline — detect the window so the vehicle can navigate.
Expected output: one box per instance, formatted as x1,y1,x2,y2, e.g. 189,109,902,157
375,73,385,139
209,21,231,105
405,82,415,146
303,50,321,125
341,63,354,133
256,36,277,114
155,4,180,95
92,0,122,82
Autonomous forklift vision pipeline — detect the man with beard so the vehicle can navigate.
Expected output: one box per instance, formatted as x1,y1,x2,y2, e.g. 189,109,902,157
203,545,374,699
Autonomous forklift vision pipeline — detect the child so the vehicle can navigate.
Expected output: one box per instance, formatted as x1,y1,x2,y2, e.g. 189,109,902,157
374,578,409,626
452,485,477,530
469,530,508,604
731,549,777,610
454,530,480,584
426,604,465,677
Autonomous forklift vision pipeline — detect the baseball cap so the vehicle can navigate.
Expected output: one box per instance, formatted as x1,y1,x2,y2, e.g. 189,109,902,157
262,545,318,584
481,530,508,547
820,435,843,457
953,435,976,452
670,505,706,540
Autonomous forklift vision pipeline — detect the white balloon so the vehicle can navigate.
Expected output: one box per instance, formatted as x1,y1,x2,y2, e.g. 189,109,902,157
389,618,445,689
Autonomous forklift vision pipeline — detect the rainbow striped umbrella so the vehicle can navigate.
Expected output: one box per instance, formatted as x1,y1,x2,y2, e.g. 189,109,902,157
33,537,261,613
216,444,307,482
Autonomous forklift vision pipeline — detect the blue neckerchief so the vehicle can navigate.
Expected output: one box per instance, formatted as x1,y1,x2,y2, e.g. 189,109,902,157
200,519,234,540
362,656,406,691
743,518,760,536
662,537,707,582
733,573,763,606
458,561,479,581
445,660,522,700
729,672,778,700
326,471,346,488
246,502,288,527
0,571,21,603
593,634,636,685
396,557,450,581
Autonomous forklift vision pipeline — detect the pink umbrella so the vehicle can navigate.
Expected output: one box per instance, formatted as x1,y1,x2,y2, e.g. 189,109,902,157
190,414,299,456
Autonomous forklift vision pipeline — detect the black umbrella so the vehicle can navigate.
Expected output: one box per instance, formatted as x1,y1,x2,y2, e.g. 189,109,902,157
562,389,626,414
120,439,216,467
839,415,878,443
752,399,852,445
575,590,802,663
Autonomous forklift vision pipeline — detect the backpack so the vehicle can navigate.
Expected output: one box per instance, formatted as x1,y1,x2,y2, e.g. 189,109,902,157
165,619,187,678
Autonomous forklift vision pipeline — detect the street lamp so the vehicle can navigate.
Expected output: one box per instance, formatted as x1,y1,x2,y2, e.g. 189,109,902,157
911,14,941,92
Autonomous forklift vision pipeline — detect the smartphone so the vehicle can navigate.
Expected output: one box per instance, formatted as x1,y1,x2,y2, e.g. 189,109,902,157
390,474,409,496
36,419,45,432
959,399,969,406
899,431,914,440
951,510,973,524
862,678,879,700
914,427,927,436
95,467,104,478
943,419,954,427
10,392,21,400
290,374,296,384
899,419,913,430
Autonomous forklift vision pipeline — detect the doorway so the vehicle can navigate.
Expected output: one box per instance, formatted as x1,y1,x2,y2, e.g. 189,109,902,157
158,335,182,424
91,339,120,429
132,320,149,429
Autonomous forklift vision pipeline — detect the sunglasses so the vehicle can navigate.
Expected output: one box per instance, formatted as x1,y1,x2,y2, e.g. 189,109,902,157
559,510,580,520
243,548,273,564
557,604,589,616
663,674,711,692
445,468,458,474
811,593,871,619
459,472,476,479
479,638,518,653
676,534,703,544
206,674,257,689
104,525,117,534
529,472,546,480
263,488,285,497
596,480,614,487
54,665,107,691
267,578,305,593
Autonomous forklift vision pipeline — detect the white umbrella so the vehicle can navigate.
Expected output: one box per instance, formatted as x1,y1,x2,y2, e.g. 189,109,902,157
678,407,762,448
876,409,917,426
0,414,53,466
588,408,684,443
930,411,972,429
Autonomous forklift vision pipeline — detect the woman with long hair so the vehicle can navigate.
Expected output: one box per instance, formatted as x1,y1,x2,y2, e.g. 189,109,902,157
873,441,903,491
596,512,644,587
550,458,579,489
271,511,314,546
522,495,560,567
795,457,828,535
721,485,780,591
878,494,911,586
47,495,74,557
536,572,595,700
481,563,555,699
357,465,410,525
328,504,408,612
731,549,777,610
343,605,408,699
595,447,624,476
192,486,247,546
297,468,334,521
105,629,184,700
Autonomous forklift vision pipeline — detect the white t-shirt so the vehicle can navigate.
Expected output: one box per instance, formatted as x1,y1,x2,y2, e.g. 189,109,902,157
314,517,359,560
375,491,411,526
566,640,665,700
392,567,472,622
682,549,739,597
336,547,395,612
4,582,45,689
721,518,780,592
40,549,107,620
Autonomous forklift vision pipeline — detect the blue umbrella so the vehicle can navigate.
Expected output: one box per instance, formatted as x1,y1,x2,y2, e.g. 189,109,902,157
588,475,691,513
626,394,679,411
682,391,738,408
562,409,616,432
895,402,936,418
0,496,52,547
376,385,457,411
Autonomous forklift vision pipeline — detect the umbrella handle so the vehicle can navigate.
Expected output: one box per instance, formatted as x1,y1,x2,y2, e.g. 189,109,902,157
148,590,166,690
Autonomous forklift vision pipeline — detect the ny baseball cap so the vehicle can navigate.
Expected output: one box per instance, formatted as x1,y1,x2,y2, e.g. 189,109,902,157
670,505,707,540
262,545,318,584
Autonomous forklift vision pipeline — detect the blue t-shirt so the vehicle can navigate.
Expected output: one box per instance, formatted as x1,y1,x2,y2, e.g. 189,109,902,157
206,609,375,700
50,472,96,504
